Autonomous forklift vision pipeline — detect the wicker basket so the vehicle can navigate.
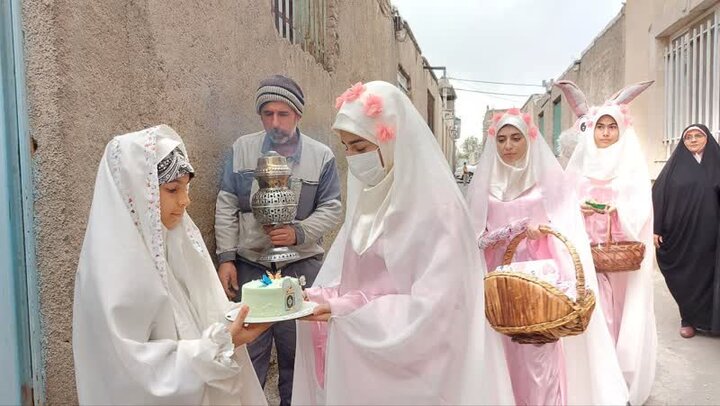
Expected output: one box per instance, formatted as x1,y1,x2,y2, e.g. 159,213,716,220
484,225,596,344
590,213,645,273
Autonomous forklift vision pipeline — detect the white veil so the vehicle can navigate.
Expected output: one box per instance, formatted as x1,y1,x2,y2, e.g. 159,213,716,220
72,125,266,405
293,81,513,405
466,110,630,405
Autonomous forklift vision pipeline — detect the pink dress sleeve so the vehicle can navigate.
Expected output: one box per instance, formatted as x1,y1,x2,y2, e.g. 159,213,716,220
305,287,375,317
304,286,339,306
327,291,373,316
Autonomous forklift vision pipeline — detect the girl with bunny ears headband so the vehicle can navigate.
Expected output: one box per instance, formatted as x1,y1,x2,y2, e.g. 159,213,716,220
560,80,658,406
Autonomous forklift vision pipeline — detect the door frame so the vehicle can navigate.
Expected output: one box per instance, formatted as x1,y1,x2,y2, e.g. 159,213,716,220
0,0,44,404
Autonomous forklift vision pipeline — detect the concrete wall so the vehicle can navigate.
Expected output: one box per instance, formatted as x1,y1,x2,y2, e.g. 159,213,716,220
395,24,455,166
20,0,452,402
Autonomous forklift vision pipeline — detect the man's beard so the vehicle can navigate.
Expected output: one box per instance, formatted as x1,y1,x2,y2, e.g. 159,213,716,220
267,128,294,145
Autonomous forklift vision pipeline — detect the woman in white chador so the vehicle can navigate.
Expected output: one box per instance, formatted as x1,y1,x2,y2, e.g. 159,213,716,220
292,81,513,405
72,125,269,405
563,81,657,406
466,109,629,405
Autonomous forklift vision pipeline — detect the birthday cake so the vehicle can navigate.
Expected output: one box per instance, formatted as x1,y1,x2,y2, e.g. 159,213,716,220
241,273,305,318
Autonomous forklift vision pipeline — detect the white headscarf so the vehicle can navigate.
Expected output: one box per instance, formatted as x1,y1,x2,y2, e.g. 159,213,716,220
332,95,396,255
293,81,513,405
570,104,631,180
72,125,266,405
487,110,537,201
466,110,630,405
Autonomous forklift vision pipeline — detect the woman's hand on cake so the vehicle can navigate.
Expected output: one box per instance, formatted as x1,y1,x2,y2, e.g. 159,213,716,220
229,305,272,347
301,303,331,322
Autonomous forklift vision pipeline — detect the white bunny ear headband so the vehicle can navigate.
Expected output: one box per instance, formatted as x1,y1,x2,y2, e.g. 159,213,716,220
554,80,654,132
554,80,589,119
607,80,654,105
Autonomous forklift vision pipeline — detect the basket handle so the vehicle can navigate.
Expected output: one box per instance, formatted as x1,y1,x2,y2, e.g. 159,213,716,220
604,211,614,245
501,225,587,302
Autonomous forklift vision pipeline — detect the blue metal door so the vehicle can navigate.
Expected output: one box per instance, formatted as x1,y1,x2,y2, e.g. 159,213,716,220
1,0,42,404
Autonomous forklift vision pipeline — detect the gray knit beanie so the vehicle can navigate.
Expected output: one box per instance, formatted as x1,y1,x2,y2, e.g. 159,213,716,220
255,75,305,116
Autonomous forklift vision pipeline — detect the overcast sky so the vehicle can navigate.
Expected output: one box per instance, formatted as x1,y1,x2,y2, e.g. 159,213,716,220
392,0,625,141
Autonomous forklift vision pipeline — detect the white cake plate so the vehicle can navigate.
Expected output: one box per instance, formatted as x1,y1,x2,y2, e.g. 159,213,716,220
225,301,318,324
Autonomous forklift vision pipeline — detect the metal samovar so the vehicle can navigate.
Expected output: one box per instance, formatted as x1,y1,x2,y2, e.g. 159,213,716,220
251,151,301,267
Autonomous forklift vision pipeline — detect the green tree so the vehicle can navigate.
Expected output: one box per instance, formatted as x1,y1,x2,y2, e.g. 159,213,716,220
456,135,481,164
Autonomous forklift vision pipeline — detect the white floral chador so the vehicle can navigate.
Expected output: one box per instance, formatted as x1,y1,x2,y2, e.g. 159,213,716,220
72,125,266,405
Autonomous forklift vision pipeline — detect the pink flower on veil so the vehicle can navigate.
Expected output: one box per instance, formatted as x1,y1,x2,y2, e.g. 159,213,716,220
528,126,539,140
363,94,384,118
488,126,497,137
507,107,521,116
522,112,533,126
344,82,366,102
376,124,395,143
335,96,346,110
334,82,367,110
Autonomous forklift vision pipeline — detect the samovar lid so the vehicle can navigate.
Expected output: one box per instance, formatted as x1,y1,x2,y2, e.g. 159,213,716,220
255,151,292,177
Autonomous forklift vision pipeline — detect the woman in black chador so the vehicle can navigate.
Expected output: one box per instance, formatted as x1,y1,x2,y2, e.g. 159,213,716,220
653,124,720,338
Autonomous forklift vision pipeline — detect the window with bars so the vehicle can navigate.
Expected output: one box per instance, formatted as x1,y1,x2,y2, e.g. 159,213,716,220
271,0,336,71
663,9,720,157
397,67,411,96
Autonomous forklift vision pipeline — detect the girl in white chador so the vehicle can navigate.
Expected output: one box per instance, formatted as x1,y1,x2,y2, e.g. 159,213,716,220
562,81,657,406
466,109,629,405
292,81,513,405
72,125,269,405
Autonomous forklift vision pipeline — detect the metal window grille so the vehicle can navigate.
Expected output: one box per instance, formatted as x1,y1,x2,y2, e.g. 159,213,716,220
272,0,294,43
397,68,410,95
663,9,719,157
272,0,332,69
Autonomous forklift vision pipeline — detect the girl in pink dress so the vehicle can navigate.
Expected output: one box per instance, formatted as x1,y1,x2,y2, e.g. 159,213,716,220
562,81,657,406
467,109,629,405
292,81,513,405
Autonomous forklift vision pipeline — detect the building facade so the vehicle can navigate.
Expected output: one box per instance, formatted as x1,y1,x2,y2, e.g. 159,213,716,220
523,0,719,178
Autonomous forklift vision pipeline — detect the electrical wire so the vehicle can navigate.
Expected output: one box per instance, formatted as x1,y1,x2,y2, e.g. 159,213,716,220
448,77,545,88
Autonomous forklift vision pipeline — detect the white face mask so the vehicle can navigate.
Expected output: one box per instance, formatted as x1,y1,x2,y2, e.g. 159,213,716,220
347,150,386,186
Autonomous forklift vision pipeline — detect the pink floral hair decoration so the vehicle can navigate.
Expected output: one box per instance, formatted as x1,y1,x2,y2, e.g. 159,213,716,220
376,123,395,143
488,109,538,140
528,126,538,140
334,82,367,110
522,113,532,126
363,94,383,118
491,112,504,124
